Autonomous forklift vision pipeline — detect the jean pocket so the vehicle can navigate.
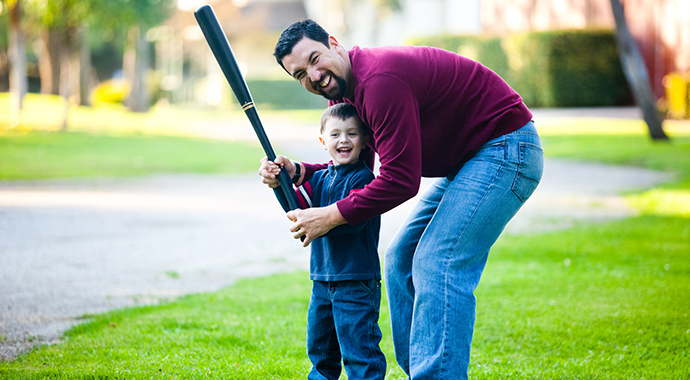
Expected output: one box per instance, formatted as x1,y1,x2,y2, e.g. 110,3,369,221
511,142,544,202
354,279,381,296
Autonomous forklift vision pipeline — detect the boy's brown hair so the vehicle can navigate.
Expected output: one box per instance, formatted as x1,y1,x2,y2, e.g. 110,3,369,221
320,103,366,134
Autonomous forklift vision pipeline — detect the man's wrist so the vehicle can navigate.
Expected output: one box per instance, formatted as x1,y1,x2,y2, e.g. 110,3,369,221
327,203,347,228
292,161,302,184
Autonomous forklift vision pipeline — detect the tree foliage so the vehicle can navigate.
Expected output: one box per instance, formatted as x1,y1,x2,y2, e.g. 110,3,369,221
28,0,175,36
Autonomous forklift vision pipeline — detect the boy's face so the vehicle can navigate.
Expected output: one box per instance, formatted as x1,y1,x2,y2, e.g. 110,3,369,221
320,117,367,166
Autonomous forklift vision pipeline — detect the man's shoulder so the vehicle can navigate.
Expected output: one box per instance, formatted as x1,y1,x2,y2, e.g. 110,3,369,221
350,45,453,70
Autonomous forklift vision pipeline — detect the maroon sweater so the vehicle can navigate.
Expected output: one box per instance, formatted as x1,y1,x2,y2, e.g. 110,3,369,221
303,45,533,225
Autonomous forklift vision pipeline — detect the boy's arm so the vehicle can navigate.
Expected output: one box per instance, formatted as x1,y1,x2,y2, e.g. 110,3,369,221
301,161,330,185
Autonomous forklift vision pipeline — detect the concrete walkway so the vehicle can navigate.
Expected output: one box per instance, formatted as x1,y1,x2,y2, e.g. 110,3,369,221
0,107,673,361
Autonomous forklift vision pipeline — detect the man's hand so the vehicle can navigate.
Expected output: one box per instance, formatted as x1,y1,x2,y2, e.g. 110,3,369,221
258,155,294,188
287,204,347,247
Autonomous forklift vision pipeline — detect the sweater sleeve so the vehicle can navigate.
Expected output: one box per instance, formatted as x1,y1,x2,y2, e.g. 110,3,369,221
324,168,375,236
337,75,422,225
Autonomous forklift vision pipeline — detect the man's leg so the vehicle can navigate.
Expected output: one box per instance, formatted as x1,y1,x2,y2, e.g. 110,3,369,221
409,123,543,379
384,183,446,376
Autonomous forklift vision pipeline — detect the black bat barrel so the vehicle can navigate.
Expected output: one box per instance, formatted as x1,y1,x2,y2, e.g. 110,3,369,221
194,5,252,107
194,5,301,213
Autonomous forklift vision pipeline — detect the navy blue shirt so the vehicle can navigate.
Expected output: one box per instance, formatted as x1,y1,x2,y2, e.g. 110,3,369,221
302,161,381,281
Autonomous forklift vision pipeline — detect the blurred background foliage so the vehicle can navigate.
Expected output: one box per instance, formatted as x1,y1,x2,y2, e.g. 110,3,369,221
1,0,689,130
410,29,633,108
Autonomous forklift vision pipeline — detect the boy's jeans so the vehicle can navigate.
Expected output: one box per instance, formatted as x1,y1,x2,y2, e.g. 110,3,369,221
307,279,387,380
384,121,543,379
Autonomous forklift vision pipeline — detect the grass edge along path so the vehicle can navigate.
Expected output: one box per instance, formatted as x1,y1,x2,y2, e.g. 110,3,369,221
0,130,266,180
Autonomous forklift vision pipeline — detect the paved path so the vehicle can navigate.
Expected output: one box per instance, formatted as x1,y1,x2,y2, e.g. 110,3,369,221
0,107,673,360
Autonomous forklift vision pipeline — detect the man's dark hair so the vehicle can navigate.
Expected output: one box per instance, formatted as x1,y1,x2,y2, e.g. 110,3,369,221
274,19,330,70
320,103,364,134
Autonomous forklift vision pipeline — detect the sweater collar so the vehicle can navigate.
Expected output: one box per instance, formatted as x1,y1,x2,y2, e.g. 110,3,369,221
328,160,367,176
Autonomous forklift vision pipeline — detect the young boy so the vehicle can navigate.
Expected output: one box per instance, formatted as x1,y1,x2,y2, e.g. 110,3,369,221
290,103,386,380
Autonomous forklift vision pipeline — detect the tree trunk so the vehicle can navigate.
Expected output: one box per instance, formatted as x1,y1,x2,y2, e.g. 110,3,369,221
124,25,150,113
36,28,62,95
0,51,9,92
58,27,79,131
79,28,95,107
610,0,668,141
8,0,28,118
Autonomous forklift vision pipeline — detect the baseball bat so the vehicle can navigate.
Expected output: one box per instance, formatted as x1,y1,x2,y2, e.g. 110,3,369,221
194,5,301,216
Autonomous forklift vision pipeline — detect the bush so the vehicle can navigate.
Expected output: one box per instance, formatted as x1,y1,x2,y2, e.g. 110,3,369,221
244,79,328,110
91,79,130,106
407,35,510,79
409,29,633,108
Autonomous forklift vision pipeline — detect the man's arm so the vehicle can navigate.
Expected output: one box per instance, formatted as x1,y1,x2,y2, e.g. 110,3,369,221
322,171,375,237
287,205,347,247
336,75,423,225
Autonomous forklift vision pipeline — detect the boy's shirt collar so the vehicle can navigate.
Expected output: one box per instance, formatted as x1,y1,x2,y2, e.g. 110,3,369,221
327,160,367,175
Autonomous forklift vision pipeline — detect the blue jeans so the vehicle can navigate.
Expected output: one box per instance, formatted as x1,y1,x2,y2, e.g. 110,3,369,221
307,279,387,380
384,121,543,379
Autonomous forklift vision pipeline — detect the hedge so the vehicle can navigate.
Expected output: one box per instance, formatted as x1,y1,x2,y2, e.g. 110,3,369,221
408,29,633,108
242,79,328,110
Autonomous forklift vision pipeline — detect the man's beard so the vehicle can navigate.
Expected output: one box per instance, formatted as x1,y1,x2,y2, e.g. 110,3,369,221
319,74,348,101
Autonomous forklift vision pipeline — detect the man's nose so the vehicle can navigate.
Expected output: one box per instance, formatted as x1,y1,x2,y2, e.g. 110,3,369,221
307,67,320,82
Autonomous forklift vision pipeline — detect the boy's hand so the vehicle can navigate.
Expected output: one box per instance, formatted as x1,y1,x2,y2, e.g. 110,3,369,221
258,155,294,188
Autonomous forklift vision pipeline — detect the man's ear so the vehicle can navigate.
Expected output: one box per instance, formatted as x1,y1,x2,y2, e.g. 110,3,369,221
328,35,340,50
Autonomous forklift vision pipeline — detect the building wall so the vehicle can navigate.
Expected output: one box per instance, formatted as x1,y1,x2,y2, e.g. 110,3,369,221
305,0,482,47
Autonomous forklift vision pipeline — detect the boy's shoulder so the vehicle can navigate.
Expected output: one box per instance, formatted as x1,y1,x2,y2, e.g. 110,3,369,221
348,162,375,182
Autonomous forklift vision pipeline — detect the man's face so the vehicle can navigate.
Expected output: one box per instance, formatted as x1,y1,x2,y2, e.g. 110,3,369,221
281,36,352,101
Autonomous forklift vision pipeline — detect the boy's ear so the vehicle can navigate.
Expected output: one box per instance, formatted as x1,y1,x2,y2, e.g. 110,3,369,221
319,136,327,150
362,134,369,147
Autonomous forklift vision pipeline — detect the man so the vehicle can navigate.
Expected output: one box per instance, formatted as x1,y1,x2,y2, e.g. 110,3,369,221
259,19,543,379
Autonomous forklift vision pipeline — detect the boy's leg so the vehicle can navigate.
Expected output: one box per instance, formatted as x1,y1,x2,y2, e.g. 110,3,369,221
307,281,342,380
332,280,387,380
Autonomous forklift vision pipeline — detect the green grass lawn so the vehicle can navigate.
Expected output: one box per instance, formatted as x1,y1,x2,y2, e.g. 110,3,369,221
0,111,689,379
1,93,322,180
0,130,265,179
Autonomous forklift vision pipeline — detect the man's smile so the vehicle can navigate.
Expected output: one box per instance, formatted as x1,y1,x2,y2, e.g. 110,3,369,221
319,75,331,88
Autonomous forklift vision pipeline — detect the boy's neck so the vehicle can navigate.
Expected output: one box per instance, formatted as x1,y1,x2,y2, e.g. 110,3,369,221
332,158,360,166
